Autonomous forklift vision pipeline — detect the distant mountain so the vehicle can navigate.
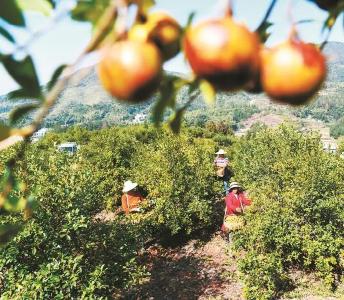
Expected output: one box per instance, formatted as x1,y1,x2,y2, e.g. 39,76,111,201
0,42,343,134
323,41,344,64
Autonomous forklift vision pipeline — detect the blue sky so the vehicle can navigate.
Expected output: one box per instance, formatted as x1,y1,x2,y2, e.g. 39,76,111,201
0,0,343,95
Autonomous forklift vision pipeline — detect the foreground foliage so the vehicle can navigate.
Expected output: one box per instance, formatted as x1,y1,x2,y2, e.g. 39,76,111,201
0,125,221,298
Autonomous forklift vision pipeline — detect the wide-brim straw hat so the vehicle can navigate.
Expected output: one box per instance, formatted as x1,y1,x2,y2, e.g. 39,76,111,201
215,149,226,155
122,180,138,193
228,182,242,191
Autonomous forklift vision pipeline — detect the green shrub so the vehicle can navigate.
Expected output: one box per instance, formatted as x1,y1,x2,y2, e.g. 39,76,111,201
131,132,221,236
0,125,223,297
231,125,344,299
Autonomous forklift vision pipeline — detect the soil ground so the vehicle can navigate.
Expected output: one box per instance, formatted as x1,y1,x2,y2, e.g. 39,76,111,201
122,232,343,300
124,232,243,300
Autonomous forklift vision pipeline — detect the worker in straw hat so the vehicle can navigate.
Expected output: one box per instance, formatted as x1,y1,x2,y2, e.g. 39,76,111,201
121,180,145,214
214,149,232,195
221,182,251,237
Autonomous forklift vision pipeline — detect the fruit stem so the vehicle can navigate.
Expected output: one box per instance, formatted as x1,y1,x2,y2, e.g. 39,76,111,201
288,25,300,42
256,0,278,31
320,18,336,51
225,0,233,18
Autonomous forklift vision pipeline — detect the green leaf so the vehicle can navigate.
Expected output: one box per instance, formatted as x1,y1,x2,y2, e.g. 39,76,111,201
47,64,67,90
139,0,155,15
72,0,110,24
0,26,15,43
0,0,25,27
184,11,195,33
295,19,315,25
199,80,216,106
7,88,35,100
46,0,56,8
2,55,42,99
16,0,52,16
256,21,273,43
0,123,11,141
152,74,186,126
169,108,185,134
9,103,39,125
2,174,26,212
0,224,22,245
130,0,155,15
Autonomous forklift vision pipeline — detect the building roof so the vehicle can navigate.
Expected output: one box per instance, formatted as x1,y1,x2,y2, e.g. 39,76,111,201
58,142,77,147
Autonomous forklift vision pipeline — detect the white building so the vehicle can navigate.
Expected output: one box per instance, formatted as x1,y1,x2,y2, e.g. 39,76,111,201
132,113,146,124
57,142,78,154
322,138,337,153
31,128,49,143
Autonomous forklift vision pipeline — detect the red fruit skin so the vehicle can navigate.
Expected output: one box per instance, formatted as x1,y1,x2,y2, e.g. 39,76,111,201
261,40,326,105
98,41,162,103
148,12,182,61
183,17,260,91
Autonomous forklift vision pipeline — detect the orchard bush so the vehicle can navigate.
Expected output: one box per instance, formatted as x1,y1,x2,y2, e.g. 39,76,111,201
230,125,344,300
131,130,221,236
0,125,223,297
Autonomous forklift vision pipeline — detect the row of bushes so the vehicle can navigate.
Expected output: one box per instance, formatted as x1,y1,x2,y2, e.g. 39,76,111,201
0,125,224,298
1,124,342,299
230,126,344,299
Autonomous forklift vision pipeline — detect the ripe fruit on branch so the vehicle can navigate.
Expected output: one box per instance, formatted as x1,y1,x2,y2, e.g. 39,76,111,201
129,11,181,61
261,38,326,105
98,40,162,102
183,17,260,91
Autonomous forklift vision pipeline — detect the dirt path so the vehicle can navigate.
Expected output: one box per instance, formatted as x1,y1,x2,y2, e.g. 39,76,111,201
124,233,243,300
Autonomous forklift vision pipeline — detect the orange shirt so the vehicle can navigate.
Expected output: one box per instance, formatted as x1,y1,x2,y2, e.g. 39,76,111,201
121,192,144,214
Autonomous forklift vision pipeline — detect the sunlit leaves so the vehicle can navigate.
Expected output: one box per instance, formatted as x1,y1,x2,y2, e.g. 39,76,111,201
130,0,155,17
1,55,42,100
0,0,25,27
199,80,216,106
16,0,53,16
72,0,111,24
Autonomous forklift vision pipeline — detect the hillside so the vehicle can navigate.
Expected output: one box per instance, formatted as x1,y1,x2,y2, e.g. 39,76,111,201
0,42,343,135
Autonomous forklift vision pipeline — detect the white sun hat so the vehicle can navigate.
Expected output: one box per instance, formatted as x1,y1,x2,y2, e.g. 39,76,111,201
228,182,242,191
215,149,226,155
122,180,138,193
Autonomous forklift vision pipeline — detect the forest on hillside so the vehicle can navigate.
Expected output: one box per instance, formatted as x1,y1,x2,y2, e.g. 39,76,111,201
0,124,343,299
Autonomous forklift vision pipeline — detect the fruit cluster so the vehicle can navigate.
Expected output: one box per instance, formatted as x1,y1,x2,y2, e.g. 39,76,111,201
98,4,330,106
98,11,181,103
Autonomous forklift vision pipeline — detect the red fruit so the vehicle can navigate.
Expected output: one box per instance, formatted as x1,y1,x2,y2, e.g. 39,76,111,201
129,11,182,61
183,17,260,91
261,39,326,105
98,41,162,102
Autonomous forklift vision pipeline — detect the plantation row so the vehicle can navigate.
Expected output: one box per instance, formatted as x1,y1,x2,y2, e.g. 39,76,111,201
0,124,343,299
